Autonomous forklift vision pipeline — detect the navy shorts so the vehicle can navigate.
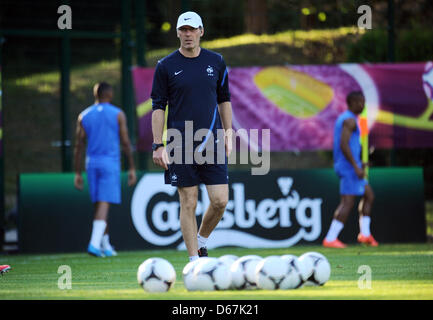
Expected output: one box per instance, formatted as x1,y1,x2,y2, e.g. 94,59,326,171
165,137,228,187
165,162,228,187
86,158,121,204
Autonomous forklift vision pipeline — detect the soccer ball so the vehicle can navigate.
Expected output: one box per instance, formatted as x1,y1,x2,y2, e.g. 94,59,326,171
297,253,314,282
230,255,263,290
192,257,232,291
298,252,331,286
182,259,202,291
218,254,239,268
422,61,433,100
255,256,296,290
280,254,306,289
137,257,176,292
218,255,239,289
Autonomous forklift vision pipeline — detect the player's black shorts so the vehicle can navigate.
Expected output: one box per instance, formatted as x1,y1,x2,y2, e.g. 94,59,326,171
164,136,229,187
164,161,228,187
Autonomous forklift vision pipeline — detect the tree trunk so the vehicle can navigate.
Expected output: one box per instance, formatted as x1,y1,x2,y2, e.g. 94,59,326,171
245,0,268,34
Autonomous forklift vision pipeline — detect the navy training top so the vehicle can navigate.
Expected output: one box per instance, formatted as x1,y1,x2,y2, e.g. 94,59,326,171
151,48,230,147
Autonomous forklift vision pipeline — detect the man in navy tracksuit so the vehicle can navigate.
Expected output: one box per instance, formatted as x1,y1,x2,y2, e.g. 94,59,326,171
151,12,233,262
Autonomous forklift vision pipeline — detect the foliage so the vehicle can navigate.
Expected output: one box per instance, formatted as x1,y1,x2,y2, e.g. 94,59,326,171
346,29,388,63
347,25,433,63
397,24,433,62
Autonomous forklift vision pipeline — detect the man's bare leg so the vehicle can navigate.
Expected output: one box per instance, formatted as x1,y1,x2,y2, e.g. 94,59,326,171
358,184,374,218
358,184,378,245
178,186,199,258
94,201,110,221
334,195,355,224
198,184,228,238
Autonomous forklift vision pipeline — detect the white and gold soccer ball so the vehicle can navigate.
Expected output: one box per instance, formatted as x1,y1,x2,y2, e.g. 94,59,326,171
182,259,202,291
192,257,232,291
298,252,331,286
255,255,297,290
137,257,176,292
280,254,307,289
230,255,263,290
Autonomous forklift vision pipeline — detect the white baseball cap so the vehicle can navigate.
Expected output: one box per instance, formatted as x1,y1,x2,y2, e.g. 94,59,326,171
176,11,203,29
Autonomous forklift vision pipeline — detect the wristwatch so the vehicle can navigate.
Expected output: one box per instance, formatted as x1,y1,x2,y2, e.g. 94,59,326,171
152,143,164,151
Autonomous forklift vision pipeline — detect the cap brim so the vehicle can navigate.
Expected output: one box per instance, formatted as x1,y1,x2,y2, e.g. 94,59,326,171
177,23,201,29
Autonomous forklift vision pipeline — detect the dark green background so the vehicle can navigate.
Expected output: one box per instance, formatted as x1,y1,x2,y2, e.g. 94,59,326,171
18,168,426,253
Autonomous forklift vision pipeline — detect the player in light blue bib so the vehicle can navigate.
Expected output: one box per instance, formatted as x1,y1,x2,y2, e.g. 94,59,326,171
74,82,136,257
323,91,378,248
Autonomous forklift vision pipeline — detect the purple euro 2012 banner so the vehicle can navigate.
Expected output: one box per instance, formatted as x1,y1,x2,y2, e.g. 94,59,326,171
132,62,433,152
0,64,3,157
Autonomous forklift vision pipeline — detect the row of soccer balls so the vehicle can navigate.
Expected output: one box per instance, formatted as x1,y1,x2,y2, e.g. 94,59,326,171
137,252,331,293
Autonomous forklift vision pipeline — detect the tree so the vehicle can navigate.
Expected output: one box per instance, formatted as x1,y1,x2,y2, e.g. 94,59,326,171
244,0,268,34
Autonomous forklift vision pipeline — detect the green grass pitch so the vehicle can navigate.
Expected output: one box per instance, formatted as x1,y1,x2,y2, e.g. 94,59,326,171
0,244,432,300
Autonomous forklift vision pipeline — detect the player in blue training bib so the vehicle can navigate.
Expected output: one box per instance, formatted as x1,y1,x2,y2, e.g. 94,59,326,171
74,82,137,257
151,11,233,262
323,91,378,248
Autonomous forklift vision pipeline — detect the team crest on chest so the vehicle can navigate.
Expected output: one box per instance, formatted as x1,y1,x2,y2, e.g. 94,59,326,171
206,65,214,76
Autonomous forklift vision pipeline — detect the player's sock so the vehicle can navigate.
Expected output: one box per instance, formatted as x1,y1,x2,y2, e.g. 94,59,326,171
360,216,371,237
197,234,208,249
89,220,107,249
102,234,113,251
189,255,199,262
325,219,344,242
101,234,117,256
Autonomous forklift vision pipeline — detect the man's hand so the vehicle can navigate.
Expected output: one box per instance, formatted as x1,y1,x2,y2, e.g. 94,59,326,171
153,146,169,170
355,166,365,179
74,173,84,191
128,169,137,186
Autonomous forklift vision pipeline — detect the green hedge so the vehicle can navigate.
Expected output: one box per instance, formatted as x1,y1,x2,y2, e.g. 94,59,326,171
347,25,433,63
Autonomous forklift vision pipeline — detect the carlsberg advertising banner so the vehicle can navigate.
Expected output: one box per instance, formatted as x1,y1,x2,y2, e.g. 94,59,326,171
19,168,426,253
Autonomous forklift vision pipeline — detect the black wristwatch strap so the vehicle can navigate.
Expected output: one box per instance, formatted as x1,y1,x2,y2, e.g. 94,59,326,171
152,143,164,151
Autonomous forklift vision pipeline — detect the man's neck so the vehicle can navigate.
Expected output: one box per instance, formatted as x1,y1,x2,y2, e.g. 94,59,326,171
348,109,360,116
179,46,201,58
95,99,110,104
